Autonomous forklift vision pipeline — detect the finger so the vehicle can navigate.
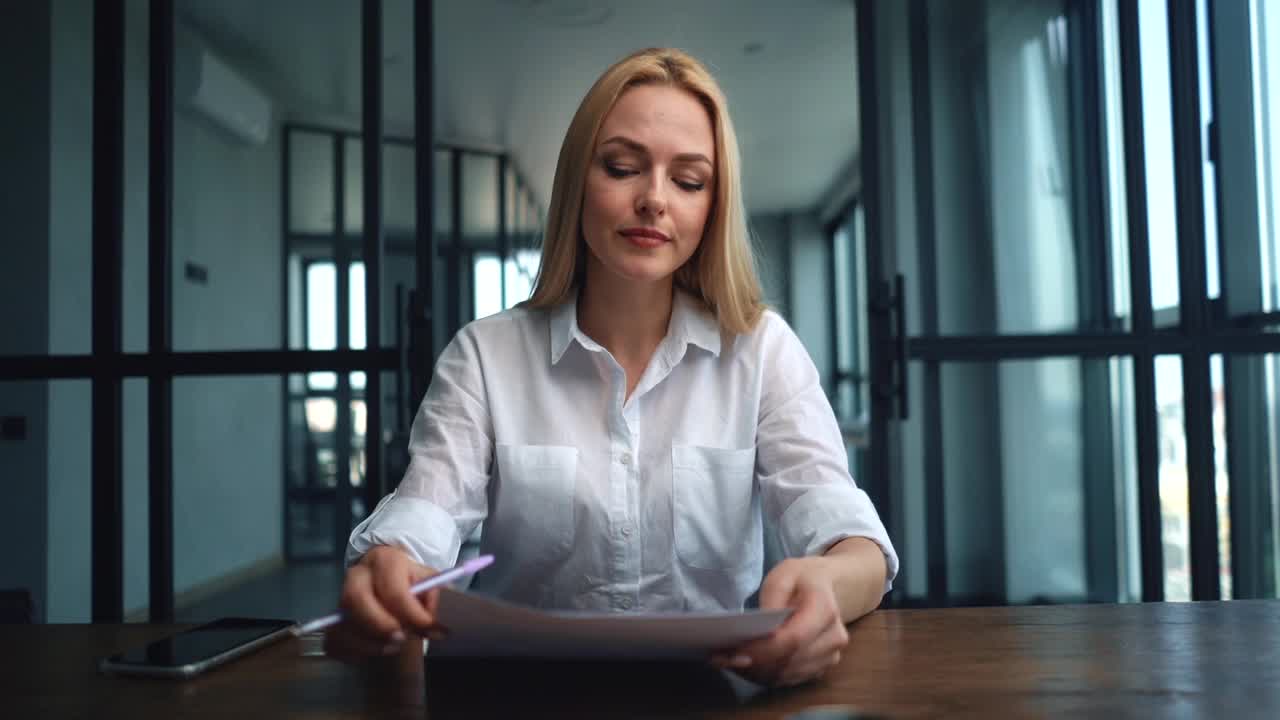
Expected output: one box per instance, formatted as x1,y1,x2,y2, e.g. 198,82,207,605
421,587,442,617
342,564,405,640
418,587,449,632
373,564,440,635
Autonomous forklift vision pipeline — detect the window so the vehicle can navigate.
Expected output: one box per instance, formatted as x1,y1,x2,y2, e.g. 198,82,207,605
473,249,542,320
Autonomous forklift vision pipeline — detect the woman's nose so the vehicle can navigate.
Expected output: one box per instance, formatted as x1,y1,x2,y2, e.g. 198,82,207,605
635,177,667,217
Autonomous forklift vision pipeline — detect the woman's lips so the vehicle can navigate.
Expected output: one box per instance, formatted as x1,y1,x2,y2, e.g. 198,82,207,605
619,228,670,248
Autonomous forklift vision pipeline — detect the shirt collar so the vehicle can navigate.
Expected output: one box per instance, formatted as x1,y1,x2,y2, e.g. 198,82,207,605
669,288,722,358
549,288,722,366
549,292,585,365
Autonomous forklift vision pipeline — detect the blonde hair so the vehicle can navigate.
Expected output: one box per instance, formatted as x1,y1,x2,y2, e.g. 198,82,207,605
523,47,765,335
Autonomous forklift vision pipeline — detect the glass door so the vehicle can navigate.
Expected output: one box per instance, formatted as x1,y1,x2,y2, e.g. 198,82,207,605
861,0,1143,606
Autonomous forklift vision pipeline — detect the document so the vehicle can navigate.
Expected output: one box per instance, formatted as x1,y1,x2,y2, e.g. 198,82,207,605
428,588,791,659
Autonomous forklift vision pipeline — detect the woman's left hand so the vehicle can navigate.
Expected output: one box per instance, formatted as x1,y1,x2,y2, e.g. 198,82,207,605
710,556,849,687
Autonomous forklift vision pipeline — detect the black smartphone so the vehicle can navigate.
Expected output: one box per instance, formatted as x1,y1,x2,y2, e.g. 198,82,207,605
99,617,296,679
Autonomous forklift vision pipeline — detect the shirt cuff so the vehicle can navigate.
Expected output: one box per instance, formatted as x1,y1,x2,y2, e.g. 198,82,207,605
777,484,900,594
346,491,462,571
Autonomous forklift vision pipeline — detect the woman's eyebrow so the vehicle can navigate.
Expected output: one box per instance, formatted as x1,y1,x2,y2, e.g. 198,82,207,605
599,136,713,167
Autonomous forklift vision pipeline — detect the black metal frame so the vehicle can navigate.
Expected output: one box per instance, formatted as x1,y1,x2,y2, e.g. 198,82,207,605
826,212,842,401
855,0,896,607
91,0,125,623
1166,0,1221,601
345,0,384,558
1117,0,1166,603
498,155,509,310
279,63,294,569
411,0,436,412
148,0,176,622
449,150,464,337
331,129,354,567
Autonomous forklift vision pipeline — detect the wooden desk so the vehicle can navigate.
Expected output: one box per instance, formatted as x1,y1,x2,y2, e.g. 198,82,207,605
5,601,1278,718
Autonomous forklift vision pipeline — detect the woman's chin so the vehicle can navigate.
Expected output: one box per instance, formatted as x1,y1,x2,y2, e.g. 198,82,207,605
602,257,680,285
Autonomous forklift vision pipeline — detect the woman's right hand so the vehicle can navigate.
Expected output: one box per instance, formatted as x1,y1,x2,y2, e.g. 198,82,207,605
322,544,447,661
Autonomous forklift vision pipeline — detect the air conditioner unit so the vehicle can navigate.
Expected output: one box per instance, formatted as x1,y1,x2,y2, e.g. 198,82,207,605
174,29,272,146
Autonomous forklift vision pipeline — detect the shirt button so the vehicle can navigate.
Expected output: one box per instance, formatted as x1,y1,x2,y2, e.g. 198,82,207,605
621,525,633,537
620,452,633,466
619,597,633,610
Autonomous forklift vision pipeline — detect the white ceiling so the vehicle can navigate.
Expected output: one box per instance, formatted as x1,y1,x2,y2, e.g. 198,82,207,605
176,0,860,216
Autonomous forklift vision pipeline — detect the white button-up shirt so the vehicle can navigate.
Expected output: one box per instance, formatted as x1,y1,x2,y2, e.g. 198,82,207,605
348,290,898,612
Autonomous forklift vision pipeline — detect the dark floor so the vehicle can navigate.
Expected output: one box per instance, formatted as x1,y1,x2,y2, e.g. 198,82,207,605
177,561,345,623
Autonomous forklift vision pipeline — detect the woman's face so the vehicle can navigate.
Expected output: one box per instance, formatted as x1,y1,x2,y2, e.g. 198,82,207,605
581,84,716,289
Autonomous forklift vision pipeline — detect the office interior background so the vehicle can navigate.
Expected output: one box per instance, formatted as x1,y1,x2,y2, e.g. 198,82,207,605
1,0,1278,624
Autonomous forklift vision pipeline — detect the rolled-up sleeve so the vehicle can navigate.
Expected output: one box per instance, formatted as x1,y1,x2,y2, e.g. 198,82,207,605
755,318,899,594
346,330,492,571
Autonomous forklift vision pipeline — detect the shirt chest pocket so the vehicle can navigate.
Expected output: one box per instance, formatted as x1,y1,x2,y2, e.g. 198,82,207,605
672,445,761,570
490,444,578,561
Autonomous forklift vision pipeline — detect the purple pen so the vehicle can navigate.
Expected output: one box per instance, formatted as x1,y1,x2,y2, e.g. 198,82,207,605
292,554,494,635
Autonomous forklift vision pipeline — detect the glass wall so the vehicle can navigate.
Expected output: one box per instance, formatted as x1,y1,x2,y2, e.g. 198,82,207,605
864,0,1280,604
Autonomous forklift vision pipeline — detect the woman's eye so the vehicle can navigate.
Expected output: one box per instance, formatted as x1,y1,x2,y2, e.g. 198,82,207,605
675,179,705,192
604,163,635,178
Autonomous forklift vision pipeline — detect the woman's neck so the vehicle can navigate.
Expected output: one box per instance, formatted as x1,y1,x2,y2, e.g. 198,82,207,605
577,270,674,370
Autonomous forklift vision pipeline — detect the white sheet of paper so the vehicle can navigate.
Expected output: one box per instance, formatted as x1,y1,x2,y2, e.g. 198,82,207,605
428,588,791,660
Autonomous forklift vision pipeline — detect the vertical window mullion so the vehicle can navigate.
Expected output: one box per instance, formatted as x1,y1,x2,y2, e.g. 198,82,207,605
1167,0,1220,601
1118,0,1164,601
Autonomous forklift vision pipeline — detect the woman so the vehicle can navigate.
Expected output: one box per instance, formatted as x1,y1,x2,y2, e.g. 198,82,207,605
327,47,897,687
